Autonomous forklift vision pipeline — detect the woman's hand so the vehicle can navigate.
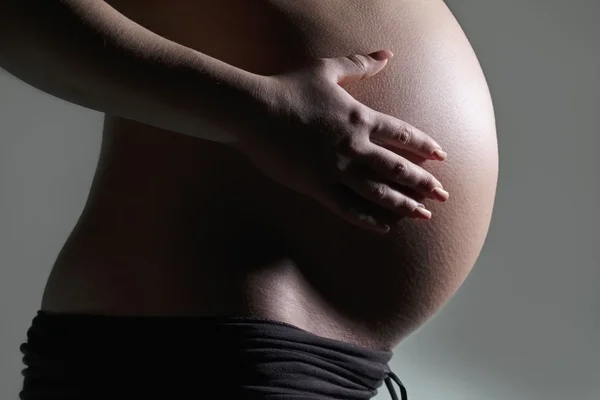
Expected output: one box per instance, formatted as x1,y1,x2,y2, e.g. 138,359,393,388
236,50,449,233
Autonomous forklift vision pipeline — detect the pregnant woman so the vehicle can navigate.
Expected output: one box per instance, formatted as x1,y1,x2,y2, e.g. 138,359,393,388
1,0,498,399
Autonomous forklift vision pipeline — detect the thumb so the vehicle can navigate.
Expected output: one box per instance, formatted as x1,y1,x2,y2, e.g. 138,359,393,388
332,50,393,85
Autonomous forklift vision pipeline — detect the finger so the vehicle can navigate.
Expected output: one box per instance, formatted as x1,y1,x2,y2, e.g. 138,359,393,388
356,144,450,202
341,170,433,220
317,186,392,234
325,50,394,86
370,114,447,161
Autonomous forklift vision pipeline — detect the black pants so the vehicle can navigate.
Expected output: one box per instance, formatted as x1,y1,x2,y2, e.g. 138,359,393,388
20,311,407,399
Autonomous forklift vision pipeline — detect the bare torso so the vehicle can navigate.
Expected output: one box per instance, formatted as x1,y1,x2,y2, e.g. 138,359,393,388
41,0,498,350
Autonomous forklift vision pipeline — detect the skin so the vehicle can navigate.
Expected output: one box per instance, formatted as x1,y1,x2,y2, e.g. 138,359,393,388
0,0,498,350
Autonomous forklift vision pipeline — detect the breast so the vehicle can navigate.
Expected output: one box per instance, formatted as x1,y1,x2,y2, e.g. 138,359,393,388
105,0,499,345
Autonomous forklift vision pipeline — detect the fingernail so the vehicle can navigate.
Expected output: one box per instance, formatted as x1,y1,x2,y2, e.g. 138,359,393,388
361,214,390,233
413,206,432,220
432,187,450,202
369,50,391,61
432,149,447,161
377,223,391,233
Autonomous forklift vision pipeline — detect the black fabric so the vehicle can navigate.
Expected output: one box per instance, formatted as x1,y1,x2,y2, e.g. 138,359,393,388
20,311,407,399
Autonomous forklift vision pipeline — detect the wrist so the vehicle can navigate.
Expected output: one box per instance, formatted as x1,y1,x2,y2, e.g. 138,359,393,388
154,53,270,143
205,71,278,145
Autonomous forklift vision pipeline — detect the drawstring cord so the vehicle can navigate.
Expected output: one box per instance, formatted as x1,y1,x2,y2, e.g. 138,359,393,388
384,371,408,400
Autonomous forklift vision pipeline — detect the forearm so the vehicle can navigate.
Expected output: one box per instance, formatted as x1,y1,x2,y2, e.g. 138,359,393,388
0,0,264,142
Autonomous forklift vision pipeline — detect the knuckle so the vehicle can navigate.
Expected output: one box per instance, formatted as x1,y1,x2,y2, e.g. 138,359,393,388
394,196,411,210
313,58,335,79
336,136,363,157
342,204,363,221
311,58,333,80
417,173,434,190
335,155,352,172
346,54,369,71
370,120,385,135
370,183,387,200
355,212,371,223
349,108,370,127
313,57,330,72
396,123,413,144
392,160,409,180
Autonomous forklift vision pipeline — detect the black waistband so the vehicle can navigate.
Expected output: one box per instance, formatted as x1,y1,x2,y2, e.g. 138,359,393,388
20,311,407,400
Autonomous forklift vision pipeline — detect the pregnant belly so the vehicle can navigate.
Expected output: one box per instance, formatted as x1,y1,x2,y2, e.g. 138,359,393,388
93,0,498,348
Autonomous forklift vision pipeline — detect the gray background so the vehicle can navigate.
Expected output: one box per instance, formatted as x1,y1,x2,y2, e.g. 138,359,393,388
1,0,598,399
